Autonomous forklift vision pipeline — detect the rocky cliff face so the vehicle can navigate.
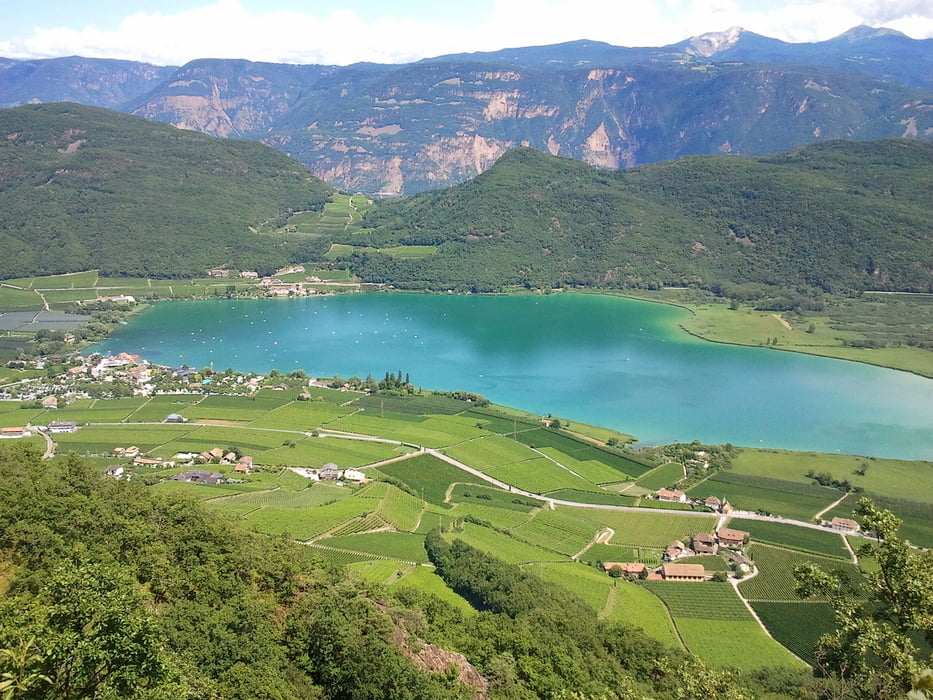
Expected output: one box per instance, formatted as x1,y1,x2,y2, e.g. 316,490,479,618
3,26,933,194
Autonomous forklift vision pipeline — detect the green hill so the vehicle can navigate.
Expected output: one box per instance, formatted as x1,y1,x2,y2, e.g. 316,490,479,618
348,141,933,294
0,103,333,278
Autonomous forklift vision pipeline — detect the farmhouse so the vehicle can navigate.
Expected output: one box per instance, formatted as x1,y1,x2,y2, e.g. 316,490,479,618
716,527,749,548
342,468,366,482
664,540,687,560
234,456,253,474
172,470,224,485
661,563,707,581
657,488,687,503
105,465,125,478
828,517,860,533
134,456,171,467
691,533,717,554
0,426,26,438
319,463,341,480
603,562,646,576
47,421,79,433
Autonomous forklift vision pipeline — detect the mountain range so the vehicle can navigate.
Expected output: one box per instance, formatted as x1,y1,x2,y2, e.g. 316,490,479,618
2,26,932,194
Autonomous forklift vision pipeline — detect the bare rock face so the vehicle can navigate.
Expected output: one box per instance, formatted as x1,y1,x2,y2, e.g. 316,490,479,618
394,625,489,698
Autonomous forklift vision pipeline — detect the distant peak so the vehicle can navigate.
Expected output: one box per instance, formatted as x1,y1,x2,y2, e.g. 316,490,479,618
685,27,744,57
834,25,907,41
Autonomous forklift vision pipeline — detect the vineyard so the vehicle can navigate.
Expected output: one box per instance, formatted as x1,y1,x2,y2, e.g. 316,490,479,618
752,601,837,665
485,458,600,494
509,509,600,556
738,544,864,601
677,619,805,670
376,453,487,503
729,518,850,558
640,581,753,620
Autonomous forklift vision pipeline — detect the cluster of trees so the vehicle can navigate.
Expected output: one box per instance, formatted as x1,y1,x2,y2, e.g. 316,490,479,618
0,443,468,699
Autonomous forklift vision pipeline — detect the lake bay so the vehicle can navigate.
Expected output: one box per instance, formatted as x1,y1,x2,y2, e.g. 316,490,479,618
92,293,933,460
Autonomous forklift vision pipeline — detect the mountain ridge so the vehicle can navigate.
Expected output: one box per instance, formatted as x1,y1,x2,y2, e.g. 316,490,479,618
2,25,933,194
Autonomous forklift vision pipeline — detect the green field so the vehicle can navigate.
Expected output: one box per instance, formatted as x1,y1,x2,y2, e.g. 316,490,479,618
324,532,428,562
486,458,602,494
635,462,686,491
444,434,540,470
729,518,850,558
442,523,562,564
822,496,933,548
730,449,933,503
579,509,715,549
640,581,753,620
375,453,487,504
676,618,806,670
752,601,837,666
739,544,863,602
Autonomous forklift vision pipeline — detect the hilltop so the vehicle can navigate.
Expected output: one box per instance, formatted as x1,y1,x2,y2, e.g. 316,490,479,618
347,140,933,294
0,103,333,278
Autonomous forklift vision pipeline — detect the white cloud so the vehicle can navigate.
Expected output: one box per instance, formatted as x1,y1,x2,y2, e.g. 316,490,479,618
0,0,930,66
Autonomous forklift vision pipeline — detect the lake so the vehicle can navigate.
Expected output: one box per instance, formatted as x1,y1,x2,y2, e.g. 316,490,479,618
91,293,933,460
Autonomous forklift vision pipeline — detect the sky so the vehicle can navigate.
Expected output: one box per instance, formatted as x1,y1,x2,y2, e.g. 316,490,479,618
1,0,932,67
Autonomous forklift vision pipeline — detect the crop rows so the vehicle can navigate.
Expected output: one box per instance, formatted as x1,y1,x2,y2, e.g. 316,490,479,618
640,581,754,621
739,544,864,602
751,601,836,665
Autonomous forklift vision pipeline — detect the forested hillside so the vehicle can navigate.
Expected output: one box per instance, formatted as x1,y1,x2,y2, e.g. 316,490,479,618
0,103,333,278
346,140,933,294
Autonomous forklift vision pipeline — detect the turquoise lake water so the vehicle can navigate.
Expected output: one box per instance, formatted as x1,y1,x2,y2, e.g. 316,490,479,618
92,293,933,460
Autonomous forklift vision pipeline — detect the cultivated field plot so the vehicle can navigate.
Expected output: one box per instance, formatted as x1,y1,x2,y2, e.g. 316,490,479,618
0,403,50,428
323,412,416,438
375,483,424,531
485,458,600,494
375,453,487,504
127,396,203,422
149,480,247,500
444,434,541,470
510,509,600,556
752,601,836,666
207,484,351,510
184,393,294,421
41,289,99,304
309,546,382,567
689,472,838,521
54,424,195,453
677,618,805,670
731,449,933,503
324,532,428,562
0,287,44,310
242,497,375,540
728,518,850,558
545,489,638,506
537,447,631,485
29,271,100,289
352,393,468,416
447,501,536,529
443,523,563,564
739,544,864,602
247,401,355,430
384,415,486,448
640,581,753,621
582,509,715,548
387,567,477,616
634,462,685,491
347,561,410,585
49,397,149,424
513,428,650,478
449,483,542,512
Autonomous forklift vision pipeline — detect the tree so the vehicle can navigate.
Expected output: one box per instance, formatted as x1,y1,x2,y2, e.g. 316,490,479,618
794,498,933,699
